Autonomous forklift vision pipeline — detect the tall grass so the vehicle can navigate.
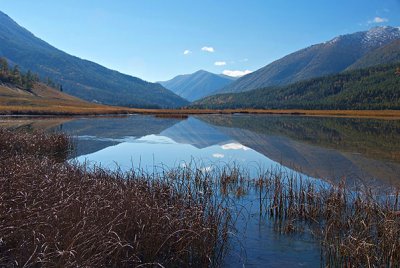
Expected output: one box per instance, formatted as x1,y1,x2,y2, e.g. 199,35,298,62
0,128,71,160
0,128,230,267
254,171,400,267
197,164,400,267
2,105,400,118
1,127,399,267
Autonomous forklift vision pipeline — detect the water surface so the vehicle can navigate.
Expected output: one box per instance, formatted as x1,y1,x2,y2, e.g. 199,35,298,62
2,114,400,267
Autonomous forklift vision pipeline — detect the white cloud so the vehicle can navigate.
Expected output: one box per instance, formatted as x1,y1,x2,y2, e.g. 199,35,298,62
201,46,215,53
183,50,192,55
212,153,225,158
222,70,252,78
214,61,226,66
374,17,388,23
221,143,250,151
368,17,389,24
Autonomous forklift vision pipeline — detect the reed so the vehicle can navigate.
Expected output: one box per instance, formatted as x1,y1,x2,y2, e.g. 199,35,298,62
255,172,400,267
0,128,230,267
0,128,71,160
1,127,399,267
2,105,400,119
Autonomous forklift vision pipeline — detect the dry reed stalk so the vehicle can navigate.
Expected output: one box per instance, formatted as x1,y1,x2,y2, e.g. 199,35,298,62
0,128,230,267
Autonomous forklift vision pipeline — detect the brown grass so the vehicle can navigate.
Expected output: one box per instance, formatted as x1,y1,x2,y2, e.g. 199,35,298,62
0,117,73,131
1,82,400,119
0,128,71,160
0,128,230,267
1,127,400,267
254,172,400,267
200,165,400,266
212,166,400,266
1,104,400,119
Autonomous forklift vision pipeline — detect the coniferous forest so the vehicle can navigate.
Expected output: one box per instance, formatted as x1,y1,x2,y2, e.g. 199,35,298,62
0,58,39,90
193,63,400,110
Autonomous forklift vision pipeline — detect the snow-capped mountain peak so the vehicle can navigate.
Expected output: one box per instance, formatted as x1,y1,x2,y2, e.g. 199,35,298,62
325,26,400,48
362,26,400,48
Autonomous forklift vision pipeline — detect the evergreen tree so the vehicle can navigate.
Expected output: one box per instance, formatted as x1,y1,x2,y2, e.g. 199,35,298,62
32,73,40,82
0,57,39,90
0,58,9,76
11,65,22,85
46,77,56,88
24,70,34,89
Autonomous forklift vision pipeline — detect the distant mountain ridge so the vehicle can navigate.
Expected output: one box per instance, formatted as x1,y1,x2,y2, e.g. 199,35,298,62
0,10,188,108
218,26,400,94
159,70,235,101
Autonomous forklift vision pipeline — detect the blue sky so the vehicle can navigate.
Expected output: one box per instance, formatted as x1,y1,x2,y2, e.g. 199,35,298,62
1,0,399,82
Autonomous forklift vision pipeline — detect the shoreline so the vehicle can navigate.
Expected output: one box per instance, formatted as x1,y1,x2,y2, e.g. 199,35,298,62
1,106,400,119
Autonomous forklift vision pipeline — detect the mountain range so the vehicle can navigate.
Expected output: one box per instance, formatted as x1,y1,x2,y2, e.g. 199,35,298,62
159,70,235,101
217,26,400,94
194,62,400,110
0,11,188,108
192,26,400,110
1,8,399,110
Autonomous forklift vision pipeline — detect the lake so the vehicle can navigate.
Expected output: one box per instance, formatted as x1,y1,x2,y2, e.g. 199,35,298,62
2,114,400,267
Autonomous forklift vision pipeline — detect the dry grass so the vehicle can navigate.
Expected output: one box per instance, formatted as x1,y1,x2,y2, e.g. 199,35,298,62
1,127,400,267
215,167,400,266
0,128,71,160
0,82,132,116
1,104,400,119
0,104,133,115
253,172,400,267
1,83,400,118
0,128,230,267
191,165,400,266
0,118,73,131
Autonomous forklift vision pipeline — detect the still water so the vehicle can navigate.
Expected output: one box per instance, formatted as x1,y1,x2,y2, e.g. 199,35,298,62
2,114,400,267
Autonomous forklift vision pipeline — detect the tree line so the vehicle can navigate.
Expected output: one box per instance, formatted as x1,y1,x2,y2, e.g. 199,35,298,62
193,63,400,110
0,57,62,91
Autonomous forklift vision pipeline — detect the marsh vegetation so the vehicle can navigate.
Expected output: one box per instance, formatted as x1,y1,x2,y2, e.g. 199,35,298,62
1,127,400,267
0,128,230,267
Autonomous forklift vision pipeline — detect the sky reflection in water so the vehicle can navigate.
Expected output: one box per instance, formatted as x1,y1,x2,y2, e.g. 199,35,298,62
35,114,400,267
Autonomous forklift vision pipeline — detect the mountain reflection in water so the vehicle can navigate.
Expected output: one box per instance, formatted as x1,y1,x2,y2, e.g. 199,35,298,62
2,114,400,267
2,114,400,188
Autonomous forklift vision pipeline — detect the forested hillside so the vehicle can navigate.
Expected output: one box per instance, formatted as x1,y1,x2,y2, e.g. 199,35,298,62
217,26,400,94
193,63,400,110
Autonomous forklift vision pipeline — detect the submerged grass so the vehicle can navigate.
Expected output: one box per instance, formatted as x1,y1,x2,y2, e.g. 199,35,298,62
1,127,400,267
254,171,400,267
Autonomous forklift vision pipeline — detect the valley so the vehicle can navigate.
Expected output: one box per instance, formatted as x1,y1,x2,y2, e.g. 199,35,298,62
0,4,399,267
